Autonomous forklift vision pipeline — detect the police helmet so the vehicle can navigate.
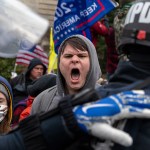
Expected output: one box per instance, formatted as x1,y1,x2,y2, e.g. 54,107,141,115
118,0,150,54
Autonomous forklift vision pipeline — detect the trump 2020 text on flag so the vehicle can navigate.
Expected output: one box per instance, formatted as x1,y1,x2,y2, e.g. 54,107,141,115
53,0,117,54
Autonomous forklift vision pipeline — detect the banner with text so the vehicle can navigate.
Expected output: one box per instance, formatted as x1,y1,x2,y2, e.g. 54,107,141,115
53,0,117,53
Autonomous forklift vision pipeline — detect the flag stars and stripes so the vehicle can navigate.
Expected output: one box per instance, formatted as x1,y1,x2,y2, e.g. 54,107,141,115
16,45,49,67
57,27,75,40
69,4,74,8
57,37,60,40
71,27,75,31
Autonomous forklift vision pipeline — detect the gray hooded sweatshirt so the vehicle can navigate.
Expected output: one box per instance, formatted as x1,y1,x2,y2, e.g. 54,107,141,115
31,34,101,114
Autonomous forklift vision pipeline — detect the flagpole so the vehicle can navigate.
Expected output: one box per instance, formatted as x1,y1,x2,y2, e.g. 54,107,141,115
13,63,17,73
11,63,18,79
48,27,53,73
50,55,57,73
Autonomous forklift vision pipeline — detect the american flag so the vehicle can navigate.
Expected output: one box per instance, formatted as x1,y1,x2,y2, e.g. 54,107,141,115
16,45,49,68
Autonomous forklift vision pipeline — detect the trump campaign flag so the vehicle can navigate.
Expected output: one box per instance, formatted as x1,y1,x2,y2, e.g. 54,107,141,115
16,40,49,68
53,0,118,53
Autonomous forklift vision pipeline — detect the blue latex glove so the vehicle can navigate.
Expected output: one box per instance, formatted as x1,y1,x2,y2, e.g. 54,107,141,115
73,90,150,147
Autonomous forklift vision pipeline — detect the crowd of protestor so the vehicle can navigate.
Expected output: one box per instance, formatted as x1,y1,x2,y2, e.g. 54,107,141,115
0,0,150,150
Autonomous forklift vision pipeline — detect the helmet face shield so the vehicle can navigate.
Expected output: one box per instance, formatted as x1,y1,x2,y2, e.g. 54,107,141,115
118,0,150,54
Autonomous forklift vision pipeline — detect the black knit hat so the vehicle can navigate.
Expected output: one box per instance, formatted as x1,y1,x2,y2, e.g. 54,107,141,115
26,58,47,77
27,74,57,97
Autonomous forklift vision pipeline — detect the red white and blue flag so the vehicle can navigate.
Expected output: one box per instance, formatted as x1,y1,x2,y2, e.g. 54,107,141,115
53,0,117,53
16,43,49,68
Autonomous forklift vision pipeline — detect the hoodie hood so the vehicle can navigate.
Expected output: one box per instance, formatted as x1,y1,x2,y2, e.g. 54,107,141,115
26,58,47,77
0,76,13,124
57,34,101,96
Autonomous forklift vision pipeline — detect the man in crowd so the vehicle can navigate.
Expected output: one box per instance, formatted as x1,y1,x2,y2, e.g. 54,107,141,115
0,0,149,150
30,34,102,149
10,58,47,106
31,34,102,115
